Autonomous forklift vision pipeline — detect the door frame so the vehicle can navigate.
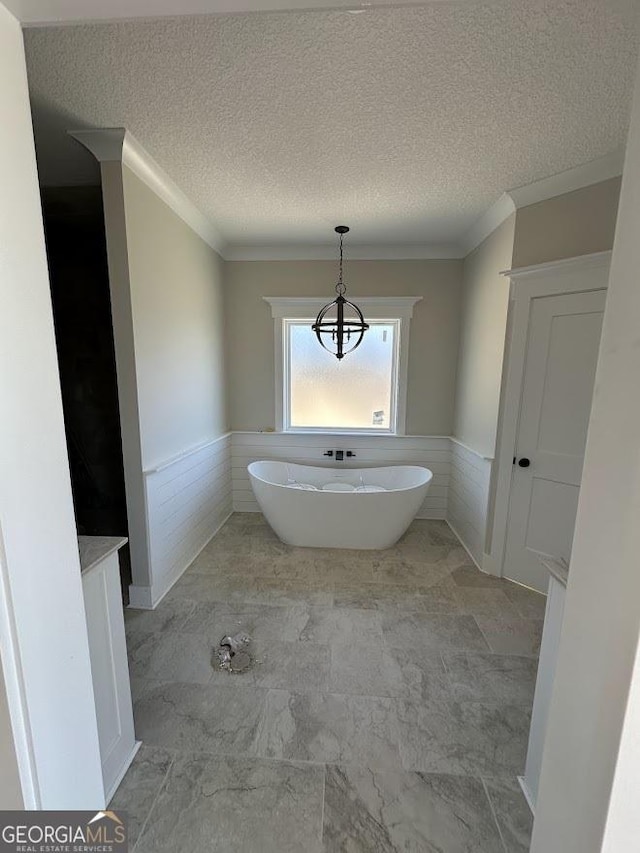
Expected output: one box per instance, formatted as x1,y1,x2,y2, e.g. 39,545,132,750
487,251,611,581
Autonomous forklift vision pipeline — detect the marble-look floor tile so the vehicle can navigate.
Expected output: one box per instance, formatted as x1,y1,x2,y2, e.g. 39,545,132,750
123,515,539,851
504,583,547,619
128,631,215,685
247,537,297,560
386,647,453,704
329,644,406,698
297,606,384,646
125,598,196,636
129,675,150,703
189,551,270,577
227,512,271,527
133,682,267,755
126,630,156,677
450,566,510,589
170,571,333,607
181,601,310,645
323,765,504,853
166,571,264,602
422,520,461,547
483,775,533,853
249,554,328,581
372,539,458,566
197,536,255,562
109,745,173,849
252,577,333,607
381,612,490,652
332,580,461,614
209,641,331,693
452,587,522,620
326,557,377,585
371,559,453,588
135,753,324,853
442,652,538,706
398,698,530,777
255,690,402,768
129,676,164,703
474,616,544,657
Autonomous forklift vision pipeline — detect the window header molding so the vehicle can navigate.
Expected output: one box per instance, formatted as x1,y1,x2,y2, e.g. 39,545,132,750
263,296,422,320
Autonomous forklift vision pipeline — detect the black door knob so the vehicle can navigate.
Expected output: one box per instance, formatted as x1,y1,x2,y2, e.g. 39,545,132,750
518,458,531,468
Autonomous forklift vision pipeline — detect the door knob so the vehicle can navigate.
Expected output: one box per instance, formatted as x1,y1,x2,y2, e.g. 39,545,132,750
518,458,531,468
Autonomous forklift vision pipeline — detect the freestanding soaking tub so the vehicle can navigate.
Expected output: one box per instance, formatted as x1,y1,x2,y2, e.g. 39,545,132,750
248,460,433,549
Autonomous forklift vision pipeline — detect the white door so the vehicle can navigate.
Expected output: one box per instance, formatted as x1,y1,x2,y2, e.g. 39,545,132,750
504,288,606,592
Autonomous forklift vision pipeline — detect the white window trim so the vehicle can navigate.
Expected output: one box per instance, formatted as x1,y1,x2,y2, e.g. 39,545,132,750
264,296,422,435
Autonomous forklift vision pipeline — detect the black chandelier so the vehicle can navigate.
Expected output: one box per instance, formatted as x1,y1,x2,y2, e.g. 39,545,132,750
312,226,369,360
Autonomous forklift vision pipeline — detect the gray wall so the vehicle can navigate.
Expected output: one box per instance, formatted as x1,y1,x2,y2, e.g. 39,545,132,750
513,177,621,268
453,215,515,458
100,162,231,602
454,177,622,461
224,259,463,436
122,166,228,469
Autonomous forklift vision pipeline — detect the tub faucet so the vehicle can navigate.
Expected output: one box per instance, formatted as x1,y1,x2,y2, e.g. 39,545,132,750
335,450,344,461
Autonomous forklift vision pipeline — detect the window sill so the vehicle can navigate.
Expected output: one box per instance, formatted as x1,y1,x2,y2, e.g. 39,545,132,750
282,428,399,436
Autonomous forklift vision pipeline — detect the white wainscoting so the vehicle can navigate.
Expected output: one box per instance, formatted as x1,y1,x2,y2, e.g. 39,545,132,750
131,433,233,608
231,432,451,519
447,439,493,569
129,432,497,608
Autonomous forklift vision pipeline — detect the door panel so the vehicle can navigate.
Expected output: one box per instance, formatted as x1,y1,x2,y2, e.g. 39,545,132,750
504,289,606,591
537,311,604,457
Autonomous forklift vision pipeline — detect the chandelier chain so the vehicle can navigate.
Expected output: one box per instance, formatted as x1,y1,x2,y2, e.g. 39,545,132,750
335,231,346,296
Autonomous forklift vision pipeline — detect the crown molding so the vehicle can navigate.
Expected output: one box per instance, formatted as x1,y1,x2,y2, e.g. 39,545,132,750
507,148,625,210
69,127,226,256
68,129,624,264
225,243,464,261
15,1,431,27
459,193,516,256
460,148,625,256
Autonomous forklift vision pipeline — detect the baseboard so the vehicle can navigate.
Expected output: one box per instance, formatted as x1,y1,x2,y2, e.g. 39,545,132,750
482,551,502,577
445,517,484,572
105,740,141,804
128,510,233,610
518,775,536,816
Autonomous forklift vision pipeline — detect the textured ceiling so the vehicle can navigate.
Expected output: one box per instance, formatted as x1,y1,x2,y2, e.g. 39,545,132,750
24,1,640,249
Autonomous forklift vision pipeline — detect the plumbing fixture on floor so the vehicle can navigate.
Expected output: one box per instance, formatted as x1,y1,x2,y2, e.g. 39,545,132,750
215,632,253,673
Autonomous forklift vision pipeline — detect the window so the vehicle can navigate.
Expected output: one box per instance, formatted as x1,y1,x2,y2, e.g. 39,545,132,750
286,320,398,431
265,296,421,434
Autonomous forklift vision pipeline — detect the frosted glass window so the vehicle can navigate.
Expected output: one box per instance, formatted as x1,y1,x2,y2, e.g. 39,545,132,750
286,321,397,431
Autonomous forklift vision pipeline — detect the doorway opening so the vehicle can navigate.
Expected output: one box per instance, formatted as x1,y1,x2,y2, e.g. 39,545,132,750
41,185,131,602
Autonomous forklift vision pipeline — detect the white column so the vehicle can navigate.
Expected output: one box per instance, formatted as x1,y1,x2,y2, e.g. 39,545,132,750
0,2,104,808
531,52,640,852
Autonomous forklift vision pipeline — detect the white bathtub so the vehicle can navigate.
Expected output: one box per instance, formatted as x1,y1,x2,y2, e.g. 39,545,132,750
247,460,433,549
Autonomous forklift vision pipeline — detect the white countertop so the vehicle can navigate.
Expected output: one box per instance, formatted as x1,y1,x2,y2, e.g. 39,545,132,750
78,535,128,575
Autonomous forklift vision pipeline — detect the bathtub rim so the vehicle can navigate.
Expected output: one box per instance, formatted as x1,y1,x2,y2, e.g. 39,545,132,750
247,460,433,494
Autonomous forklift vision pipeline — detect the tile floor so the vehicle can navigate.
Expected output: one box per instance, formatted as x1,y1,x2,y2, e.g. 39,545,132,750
113,513,544,852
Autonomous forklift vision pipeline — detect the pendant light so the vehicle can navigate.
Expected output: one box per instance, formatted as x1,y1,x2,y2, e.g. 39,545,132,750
312,226,369,360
